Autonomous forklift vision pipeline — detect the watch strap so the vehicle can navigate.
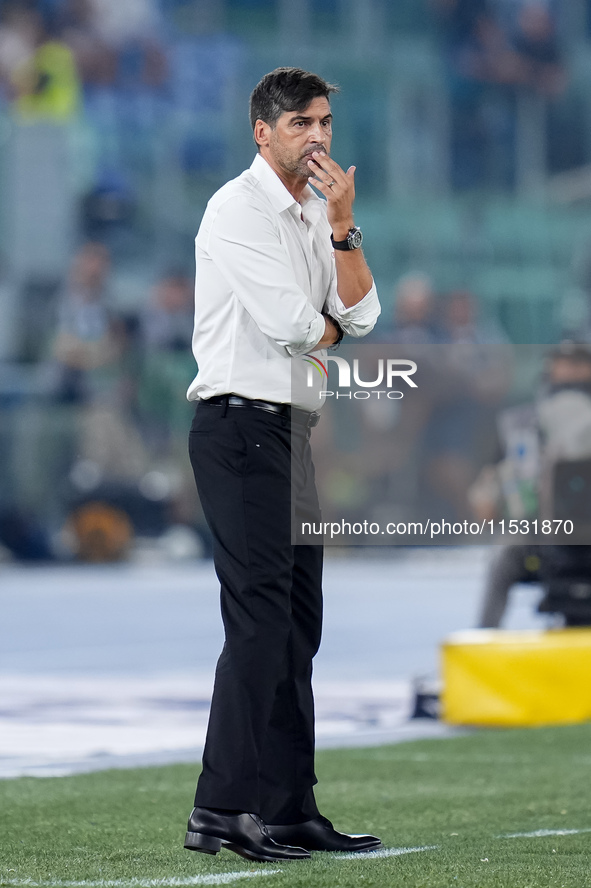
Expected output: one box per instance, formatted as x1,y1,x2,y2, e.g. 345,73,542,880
331,227,362,251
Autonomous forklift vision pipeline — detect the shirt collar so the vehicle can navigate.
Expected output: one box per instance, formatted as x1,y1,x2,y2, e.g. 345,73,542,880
250,153,322,221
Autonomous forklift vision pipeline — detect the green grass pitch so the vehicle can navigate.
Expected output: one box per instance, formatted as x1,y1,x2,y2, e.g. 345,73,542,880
1,723,591,888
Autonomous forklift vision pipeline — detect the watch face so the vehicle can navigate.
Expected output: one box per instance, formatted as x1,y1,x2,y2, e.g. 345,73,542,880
348,228,363,249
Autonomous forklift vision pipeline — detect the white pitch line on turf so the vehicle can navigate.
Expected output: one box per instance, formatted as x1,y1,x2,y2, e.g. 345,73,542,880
2,873,280,888
333,845,438,860
500,828,591,838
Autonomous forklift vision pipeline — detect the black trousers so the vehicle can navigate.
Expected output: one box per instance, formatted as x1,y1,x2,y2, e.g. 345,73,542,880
188,402,323,824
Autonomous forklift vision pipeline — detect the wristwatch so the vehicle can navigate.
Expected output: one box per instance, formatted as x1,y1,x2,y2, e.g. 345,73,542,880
331,226,363,251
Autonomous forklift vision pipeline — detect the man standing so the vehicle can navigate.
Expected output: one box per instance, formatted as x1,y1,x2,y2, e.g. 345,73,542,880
184,67,381,863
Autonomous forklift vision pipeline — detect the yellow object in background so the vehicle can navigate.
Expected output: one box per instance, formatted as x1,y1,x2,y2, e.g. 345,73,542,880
13,41,80,122
442,629,591,726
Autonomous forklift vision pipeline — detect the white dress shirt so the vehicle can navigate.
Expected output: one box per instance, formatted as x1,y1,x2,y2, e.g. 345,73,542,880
187,153,381,411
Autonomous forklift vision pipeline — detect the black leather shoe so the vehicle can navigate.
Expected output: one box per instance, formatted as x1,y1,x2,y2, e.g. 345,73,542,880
266,814,382,852
184,807,310,862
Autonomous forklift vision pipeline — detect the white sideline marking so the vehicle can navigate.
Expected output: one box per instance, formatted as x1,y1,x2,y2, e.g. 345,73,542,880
501,828,591,838
333,845,438,860
2,873,279,888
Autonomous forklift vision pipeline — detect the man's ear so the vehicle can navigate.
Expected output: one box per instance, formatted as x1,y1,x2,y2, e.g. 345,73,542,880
254,119,271,149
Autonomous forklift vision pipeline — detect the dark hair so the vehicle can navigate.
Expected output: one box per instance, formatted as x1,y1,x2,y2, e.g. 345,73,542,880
249,67,339,146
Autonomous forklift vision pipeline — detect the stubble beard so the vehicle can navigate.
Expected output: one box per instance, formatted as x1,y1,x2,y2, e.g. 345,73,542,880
270,134,327,181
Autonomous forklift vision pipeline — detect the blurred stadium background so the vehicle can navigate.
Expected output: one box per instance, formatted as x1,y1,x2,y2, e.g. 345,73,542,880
0,0,590,560
5,6,591,864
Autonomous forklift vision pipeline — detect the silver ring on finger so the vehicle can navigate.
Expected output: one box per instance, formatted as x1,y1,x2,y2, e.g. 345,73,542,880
328,180,336,188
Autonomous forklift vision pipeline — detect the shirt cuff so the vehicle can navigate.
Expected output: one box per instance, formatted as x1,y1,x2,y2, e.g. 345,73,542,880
286,310,327,357
332,280,381,337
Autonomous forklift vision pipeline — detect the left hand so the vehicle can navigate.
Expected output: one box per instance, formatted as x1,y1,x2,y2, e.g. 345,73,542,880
307,151,355,241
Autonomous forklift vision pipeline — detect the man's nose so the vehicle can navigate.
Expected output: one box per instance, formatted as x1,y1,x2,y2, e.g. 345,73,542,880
307,122,325,144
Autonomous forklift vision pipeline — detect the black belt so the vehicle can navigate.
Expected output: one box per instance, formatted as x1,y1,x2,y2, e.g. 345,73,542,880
199,395,320,428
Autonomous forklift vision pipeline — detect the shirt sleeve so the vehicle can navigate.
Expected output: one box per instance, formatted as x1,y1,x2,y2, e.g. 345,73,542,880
202,192,326,352
322,255,381,337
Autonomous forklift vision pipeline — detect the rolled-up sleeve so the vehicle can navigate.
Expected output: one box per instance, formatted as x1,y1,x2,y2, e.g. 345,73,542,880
204,193,326,352
324,278,381,338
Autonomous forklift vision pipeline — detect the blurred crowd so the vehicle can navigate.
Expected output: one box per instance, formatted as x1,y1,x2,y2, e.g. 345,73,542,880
314,273,511,533
432,0,568,189
0,0,578,193
3,250,591,567
0,238,204,563
0,0,166,113
0,0,242,263
314,275,591,573
370,272,507,346
0,0,590,569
